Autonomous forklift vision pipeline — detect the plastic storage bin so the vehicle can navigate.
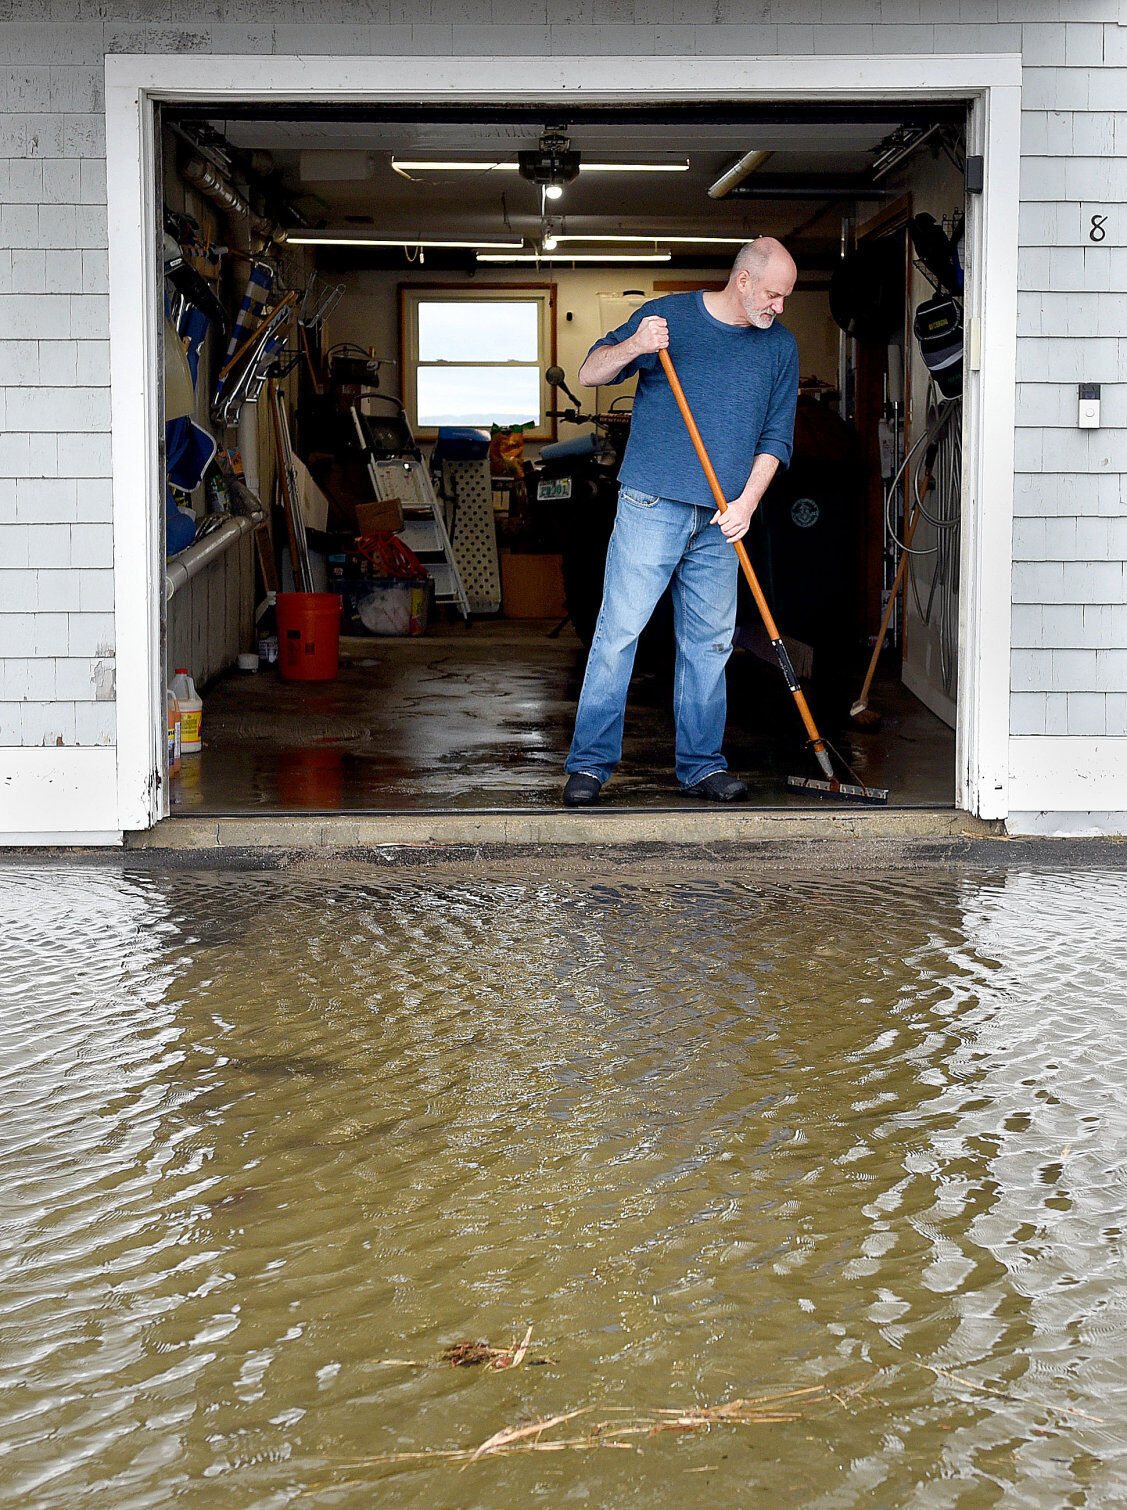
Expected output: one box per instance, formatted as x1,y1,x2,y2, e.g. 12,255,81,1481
351,578,429,637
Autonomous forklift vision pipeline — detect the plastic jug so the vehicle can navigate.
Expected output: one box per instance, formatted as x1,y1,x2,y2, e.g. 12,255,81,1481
166,689,181,774
171,668,203,753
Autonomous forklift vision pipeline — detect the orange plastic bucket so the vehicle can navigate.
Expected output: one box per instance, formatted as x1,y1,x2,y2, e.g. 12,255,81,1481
275,592,342,681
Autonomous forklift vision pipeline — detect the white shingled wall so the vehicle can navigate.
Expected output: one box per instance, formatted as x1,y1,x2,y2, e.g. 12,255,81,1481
0,0,1124,835
0,19,113,757
1012,23,1127,744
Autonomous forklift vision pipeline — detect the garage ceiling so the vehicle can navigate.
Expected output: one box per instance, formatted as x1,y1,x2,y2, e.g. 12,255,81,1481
207,116,913,243
181,106,962,266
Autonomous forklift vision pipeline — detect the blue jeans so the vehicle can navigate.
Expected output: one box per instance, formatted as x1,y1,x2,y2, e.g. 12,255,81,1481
566,485,739,788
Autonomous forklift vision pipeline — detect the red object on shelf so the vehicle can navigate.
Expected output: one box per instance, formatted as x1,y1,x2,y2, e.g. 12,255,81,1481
355,531,429,580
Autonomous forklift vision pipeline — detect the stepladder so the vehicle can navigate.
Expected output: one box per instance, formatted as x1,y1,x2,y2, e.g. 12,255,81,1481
351,405,471,620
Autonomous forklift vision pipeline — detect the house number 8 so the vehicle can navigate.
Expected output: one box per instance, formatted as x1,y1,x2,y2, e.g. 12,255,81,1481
1090,214,1108,242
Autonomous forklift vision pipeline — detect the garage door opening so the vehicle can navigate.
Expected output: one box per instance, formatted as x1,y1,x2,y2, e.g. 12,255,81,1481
153,97,973,817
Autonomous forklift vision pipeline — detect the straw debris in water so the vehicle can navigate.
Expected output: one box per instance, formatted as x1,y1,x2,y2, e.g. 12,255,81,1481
328,1380,866,1477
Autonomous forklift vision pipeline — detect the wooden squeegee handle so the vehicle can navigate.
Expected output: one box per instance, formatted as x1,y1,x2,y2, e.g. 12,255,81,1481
658,348,832,771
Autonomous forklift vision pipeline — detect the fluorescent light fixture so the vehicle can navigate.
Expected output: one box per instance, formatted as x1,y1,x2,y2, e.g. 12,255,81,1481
286,234,525,249
580,161,689,173
551,234,750,245
478,251,672,263
392,159,518,172
708,149,772,200
391,157,689,174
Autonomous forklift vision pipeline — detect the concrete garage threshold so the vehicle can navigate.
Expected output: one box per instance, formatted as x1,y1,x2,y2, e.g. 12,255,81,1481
116,819,1127,884
129,807,1002,851
115,814,1127,883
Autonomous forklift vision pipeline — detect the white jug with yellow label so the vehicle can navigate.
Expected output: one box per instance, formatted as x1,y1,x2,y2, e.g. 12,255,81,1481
170,669,203,753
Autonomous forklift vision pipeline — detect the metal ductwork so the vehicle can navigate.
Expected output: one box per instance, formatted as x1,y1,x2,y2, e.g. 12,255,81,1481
184,155,250,218
707,149,773,199
726,176,893,201
183,155,278,246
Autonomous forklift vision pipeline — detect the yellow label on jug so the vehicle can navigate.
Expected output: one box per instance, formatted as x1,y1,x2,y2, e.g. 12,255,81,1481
180,709,202,745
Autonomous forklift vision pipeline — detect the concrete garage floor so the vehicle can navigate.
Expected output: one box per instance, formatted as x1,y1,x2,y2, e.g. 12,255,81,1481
170,620,954,815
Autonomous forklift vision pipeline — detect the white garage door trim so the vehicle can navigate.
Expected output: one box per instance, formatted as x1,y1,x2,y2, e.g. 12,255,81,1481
105,52,1022,830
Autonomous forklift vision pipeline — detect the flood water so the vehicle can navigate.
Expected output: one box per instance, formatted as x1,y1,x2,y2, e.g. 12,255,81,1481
1,858,1126,1508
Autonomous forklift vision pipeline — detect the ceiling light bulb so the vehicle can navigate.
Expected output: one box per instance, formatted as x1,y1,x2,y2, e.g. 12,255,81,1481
545,183,564,201
543,233,558,251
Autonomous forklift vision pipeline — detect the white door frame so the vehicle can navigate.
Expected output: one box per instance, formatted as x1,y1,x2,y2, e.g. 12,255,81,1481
105,52,1021,828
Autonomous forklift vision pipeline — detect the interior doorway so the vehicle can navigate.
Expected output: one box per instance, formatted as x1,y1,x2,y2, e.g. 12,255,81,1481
105,55,1021,830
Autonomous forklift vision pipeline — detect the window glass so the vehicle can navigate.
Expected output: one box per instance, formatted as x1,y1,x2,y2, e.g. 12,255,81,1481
416,365,541,427
418,301,539,363
403,287,553,435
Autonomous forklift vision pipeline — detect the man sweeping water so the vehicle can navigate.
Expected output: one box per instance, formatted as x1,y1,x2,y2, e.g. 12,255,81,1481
562,237,800,807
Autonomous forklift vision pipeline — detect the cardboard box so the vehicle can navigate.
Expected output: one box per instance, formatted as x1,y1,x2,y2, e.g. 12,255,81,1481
355,496,405,534
290,453,331,533
500,551,567,619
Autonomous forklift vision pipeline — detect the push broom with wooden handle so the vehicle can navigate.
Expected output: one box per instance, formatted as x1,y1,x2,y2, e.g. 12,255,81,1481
849,468,929,727
851,416,951,725
658,347,889,804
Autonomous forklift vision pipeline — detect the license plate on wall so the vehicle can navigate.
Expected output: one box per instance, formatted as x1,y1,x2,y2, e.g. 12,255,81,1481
537,478,572,501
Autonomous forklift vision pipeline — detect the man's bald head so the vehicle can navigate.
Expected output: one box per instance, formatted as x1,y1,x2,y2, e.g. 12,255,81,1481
728,237,797,329
732,236,795,282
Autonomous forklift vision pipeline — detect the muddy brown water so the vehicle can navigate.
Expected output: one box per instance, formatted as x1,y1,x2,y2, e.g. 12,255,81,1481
1,861,1125,1508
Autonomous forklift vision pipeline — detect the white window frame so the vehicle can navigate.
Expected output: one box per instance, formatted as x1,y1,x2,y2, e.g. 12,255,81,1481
102,51,1022,835
400,283,557,440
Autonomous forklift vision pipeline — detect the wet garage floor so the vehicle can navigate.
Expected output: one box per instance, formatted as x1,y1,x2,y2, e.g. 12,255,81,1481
171,621,954,814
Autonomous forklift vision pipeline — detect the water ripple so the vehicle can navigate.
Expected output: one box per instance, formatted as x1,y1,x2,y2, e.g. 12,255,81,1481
0,861,1125,1508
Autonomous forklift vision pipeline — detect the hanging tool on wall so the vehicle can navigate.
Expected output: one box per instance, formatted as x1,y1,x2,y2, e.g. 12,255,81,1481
909,213,965,400
212,292,297,430
296,273,345,395
216,290,297,388
211,260,296,428
658,347,889,805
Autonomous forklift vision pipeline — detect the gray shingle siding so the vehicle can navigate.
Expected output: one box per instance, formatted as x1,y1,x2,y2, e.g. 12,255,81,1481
0,0,1124,750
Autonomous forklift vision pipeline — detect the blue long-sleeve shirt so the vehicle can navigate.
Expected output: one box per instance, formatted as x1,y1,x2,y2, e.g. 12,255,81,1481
587,290,799,509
